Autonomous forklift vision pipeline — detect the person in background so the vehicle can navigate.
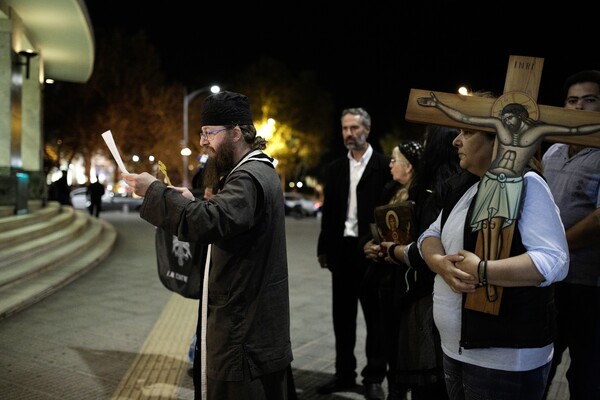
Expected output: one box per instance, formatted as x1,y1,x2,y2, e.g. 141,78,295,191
49,169,72,206
417,119,569,399
316,107,392,400
87,176,105,218
541,70,600,400
366,126,460,400
122,91,295,400
363,140,421,400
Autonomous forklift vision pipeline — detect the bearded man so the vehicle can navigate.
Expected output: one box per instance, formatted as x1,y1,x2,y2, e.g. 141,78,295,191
122,91,294,400
316,108,392,400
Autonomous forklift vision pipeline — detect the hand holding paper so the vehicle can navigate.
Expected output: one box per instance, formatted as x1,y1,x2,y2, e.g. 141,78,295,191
101,130,129,174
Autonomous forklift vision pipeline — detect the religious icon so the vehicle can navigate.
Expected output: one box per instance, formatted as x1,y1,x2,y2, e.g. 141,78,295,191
373,201,415,245
386,210,400,242
417,90,600,313
417,90,600,244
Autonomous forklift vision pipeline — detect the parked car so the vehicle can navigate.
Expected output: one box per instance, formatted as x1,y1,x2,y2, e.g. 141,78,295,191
70,187,143,212
284,192,321,218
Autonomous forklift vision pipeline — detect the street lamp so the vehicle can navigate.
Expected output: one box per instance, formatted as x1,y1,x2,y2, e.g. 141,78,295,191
182,84,221,187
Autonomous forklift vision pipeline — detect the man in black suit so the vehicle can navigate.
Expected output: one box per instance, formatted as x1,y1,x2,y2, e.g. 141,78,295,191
317,108,392,400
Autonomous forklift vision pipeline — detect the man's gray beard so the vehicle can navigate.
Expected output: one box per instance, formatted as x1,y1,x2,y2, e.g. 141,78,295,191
344,136,367,152
202,137,235,190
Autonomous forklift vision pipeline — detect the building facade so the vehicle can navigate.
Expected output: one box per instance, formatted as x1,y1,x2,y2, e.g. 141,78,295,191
0,0,94,215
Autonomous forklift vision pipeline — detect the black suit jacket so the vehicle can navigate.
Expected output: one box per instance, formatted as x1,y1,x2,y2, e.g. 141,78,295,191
317,148,392,266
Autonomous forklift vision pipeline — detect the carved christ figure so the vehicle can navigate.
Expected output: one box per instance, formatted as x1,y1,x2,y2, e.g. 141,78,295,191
417,91,600,262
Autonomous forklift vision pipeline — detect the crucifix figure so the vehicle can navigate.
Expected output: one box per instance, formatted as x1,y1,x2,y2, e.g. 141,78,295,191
405,55,600,314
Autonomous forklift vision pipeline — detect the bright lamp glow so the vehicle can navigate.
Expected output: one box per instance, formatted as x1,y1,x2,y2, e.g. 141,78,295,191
458,86,470,95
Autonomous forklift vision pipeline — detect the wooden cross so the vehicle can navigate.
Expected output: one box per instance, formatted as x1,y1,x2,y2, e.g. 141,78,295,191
405,55,600,315
406,55,600,148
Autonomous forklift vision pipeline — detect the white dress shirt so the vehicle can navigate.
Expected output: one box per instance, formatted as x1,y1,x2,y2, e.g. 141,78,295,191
344,144,373,237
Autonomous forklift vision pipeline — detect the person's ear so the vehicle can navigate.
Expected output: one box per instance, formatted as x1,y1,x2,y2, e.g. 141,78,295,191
231,126,242,142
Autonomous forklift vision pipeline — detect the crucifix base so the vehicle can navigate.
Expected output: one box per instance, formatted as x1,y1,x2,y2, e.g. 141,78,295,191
464,223,515,315
465,284,504,315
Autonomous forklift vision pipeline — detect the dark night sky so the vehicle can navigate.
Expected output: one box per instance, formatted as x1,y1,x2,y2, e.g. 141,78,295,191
84,1,599,136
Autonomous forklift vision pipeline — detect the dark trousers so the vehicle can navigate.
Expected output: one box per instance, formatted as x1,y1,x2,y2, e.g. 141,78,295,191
88,200,102,217
330,236,386,384
543,282,600,400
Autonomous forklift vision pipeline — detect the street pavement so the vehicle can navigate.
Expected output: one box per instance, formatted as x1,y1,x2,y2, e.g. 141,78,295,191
0,210,569,399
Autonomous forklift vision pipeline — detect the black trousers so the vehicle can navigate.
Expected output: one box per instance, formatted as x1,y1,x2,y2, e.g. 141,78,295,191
330,236,387,384
88,200,102,217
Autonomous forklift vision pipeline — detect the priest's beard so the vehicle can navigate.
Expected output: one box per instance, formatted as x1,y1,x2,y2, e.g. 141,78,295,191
202,136,235,191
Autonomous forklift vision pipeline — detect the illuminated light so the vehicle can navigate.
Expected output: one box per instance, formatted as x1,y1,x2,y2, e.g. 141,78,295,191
149,155,155,162
181,147,192,156
458,86,470,96
258,118,277,140
132,155,140,162
288,182,295,188
296,182,304,188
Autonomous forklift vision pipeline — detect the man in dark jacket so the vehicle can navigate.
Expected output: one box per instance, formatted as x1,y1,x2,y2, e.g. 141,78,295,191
316,107,392,400
87,176,105,217
122,91,294,400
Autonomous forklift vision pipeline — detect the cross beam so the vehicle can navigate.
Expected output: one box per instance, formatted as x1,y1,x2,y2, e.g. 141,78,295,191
406,89,600,147
405,56,600,148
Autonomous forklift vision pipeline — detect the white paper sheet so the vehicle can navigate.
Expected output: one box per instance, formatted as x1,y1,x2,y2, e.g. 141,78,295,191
101,130,129,174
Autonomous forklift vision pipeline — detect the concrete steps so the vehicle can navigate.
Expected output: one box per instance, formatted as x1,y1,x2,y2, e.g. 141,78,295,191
0,201,117,320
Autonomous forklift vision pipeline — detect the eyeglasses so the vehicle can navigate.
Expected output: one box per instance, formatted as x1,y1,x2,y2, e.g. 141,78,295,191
200,127,226,141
